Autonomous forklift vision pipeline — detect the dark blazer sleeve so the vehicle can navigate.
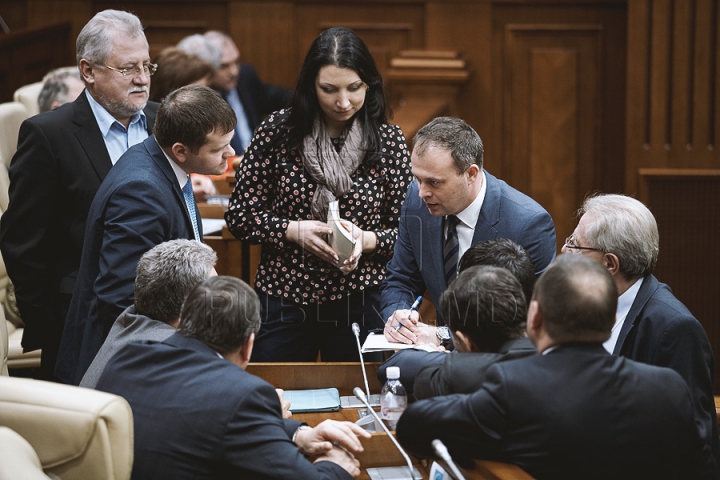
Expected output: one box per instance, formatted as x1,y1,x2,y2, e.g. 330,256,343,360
237,64,292,128
377,349,447,394
379,183,429,323
397,365,508,464
223,381,352,479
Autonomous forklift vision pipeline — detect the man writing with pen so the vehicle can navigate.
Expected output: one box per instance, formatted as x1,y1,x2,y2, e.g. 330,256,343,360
379,116,556,344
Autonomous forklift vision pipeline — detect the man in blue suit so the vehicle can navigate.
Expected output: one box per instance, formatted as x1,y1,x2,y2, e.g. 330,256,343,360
97,276,367,479
381,117,556,344
563,193,720,472
56,85,237,384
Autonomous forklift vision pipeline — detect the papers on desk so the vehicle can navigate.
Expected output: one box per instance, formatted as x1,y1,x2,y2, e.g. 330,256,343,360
361,333,420,353
284,388,340,413
201,218,226,236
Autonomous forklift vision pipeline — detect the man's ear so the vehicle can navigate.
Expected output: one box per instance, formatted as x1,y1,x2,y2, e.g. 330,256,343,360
603,252,621,276
78,59,95,84
171,143,188,164
526,299,542,337
465,164,480,184
239,332,255,365
453,330,477,353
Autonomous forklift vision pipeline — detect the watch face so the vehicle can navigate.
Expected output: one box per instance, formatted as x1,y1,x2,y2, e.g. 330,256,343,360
437,326,451,340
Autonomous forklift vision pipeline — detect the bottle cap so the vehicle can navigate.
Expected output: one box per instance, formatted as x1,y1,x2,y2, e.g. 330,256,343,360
386,366,400,379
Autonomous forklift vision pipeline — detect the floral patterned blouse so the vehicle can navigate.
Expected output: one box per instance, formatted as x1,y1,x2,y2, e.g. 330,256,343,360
225,109,412,305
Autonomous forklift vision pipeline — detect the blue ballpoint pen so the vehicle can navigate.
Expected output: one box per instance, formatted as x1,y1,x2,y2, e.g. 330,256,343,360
395,295,423,332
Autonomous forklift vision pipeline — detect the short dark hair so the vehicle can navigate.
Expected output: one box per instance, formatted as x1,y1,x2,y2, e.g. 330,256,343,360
286,27,389,168
413,117,484,173
534,254,617,343
134,239,217,324
458,239,535,306
149,47,214,103
440,265,527,351
177,276,261,354
154,84,236,152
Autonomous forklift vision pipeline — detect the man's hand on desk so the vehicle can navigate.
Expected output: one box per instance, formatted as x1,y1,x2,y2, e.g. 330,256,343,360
384,309,422,344
294,419,371,457
314,446,361,477
190,174,218,201
276,388,292,419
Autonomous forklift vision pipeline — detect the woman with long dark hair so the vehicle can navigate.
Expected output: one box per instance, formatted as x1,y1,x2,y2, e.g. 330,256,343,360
225,27,411,361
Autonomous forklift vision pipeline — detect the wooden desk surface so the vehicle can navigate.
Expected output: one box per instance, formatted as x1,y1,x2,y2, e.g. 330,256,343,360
248,362,534,479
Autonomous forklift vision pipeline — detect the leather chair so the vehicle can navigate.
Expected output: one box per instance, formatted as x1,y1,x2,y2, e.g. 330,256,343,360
0,427,54,480
13,81,43,117
0,307,7,376
0,102,40,370
0,376,134,480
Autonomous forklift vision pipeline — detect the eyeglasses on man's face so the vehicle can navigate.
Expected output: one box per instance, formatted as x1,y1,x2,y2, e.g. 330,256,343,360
563,234,604,253
102,63,158,77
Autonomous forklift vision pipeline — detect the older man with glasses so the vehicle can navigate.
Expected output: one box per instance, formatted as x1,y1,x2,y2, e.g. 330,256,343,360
563,193,720,473
0,10,159,382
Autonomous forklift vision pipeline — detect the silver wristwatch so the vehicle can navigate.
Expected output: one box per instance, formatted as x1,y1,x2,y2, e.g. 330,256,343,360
436,326,451,347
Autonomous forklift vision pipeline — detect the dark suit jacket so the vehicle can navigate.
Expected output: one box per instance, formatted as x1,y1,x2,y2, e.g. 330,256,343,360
397,343,717,479
614,274,720,471
236,63,292,130
96,333,352,480
380,171,556,324
0,92,158,352
413,337,536,399
56,136,199,384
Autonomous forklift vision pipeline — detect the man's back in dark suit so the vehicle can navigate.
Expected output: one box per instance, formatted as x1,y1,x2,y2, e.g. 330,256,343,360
398,343,716,479
97,333,352,480
0,10,158,381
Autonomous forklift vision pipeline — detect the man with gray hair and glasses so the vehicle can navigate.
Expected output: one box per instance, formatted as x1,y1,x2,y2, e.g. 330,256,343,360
79,239,217,388
563,193,720,471
0,9,159,382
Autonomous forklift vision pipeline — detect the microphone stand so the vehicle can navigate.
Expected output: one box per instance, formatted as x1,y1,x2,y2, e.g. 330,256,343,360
354,387,421,480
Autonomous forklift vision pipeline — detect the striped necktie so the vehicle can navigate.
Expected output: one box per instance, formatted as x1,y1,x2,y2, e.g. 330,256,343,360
182,178,200,241
443,215,460,286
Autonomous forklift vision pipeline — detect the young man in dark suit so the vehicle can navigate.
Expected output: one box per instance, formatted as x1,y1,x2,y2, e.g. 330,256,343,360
381,117,556,343
97,276,368,480
56,85,236,384
563,193,720,471
0,10,159,381
397,254,717,479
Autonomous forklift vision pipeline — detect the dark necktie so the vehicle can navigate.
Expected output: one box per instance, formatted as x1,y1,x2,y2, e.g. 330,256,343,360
443,215,460,286
182,178,200,241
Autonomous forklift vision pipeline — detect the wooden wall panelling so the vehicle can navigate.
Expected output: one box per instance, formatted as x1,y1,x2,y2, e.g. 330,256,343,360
638,169,720,392
424,2,493,165
1,0,28,31
294,2,425,78
493,4,626,246
230,1,297,89
625,0,720,194
25,0,92,45
0,22,73,103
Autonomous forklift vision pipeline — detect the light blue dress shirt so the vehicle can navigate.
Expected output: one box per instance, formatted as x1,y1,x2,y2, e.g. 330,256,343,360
86,90,148,164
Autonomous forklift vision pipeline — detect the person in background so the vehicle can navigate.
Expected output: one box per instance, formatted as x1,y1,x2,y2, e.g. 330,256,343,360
225,27,412,362
149,47,213,103
203,30,293,154
150,46,218,200
564,193,720,470
0,9,159,382
79,239,217,388
378,239,536,394
37,67,85,113
397,254,717,479
97,276,368,479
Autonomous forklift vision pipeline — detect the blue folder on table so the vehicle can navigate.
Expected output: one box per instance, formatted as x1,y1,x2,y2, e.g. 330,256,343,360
284,388,341,413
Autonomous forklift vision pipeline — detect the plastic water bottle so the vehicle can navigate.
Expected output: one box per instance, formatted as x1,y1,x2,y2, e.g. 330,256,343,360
380,366,407,430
